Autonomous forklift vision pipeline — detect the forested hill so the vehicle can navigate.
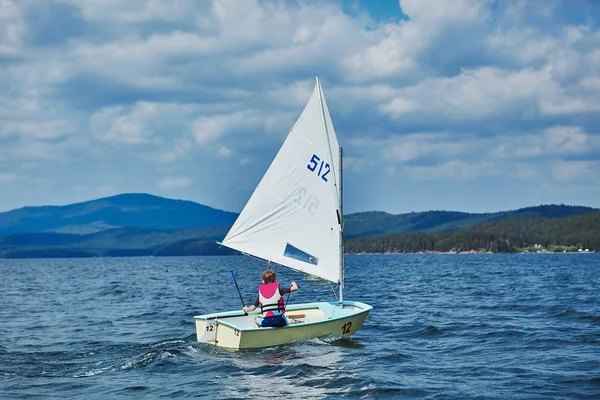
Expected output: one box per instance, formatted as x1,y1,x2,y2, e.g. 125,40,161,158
345,212,600,254
343,205,599,237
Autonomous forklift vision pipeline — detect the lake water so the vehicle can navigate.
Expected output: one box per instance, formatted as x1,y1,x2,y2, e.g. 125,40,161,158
1,254,599,399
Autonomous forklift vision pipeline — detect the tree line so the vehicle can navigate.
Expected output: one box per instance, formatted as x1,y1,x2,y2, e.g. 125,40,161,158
344,213,600,253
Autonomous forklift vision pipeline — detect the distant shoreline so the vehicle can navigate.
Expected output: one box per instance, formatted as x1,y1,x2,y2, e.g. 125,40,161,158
351,251,596,255
1,250,597,260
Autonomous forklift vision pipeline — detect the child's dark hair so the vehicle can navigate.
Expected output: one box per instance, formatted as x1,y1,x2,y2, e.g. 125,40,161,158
262,269,276,283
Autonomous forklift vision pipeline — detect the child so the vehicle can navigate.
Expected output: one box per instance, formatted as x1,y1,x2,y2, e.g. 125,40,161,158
242,269,298,328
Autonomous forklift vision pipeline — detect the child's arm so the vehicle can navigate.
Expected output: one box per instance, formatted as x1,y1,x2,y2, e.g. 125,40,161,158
243,296,260,313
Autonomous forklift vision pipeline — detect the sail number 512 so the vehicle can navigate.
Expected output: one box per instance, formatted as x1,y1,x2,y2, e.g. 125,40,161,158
307,154,330,182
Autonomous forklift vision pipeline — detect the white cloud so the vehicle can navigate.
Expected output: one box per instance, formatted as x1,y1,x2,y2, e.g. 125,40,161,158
342,23,419,80
378,98,417,118
380,133,470,162
91,102,199,145
0,0,24,56
155,138,192,164
543,126,589,154
511,126,597,160
71,32,215,79
157,176,191,190
486,27,558,65
101,109,144,144
0,120,75,140
515,163,537,180
0,172,17,184
192,116,227,145
367,124,600,184
192,111,265,149
379,66,551,120
552,161,597,181
343,0,490,82
0,137,84,162
539,94,600,116
218,146,232,157
403,159,496,181
344,156,366,173
58,0,198,23
581,76,600,90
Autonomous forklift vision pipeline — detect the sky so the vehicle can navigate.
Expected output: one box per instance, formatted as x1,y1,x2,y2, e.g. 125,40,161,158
1,0,599,214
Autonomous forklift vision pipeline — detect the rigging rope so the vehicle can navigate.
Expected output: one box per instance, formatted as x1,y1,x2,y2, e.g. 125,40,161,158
328,281,339,303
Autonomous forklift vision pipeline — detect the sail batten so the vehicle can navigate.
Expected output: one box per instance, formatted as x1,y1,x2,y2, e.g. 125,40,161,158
222,78,342,284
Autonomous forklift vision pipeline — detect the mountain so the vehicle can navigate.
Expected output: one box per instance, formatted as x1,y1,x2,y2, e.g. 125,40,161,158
0,193,597,258
0,193,238,235
343,205,599,237
2,193,595,238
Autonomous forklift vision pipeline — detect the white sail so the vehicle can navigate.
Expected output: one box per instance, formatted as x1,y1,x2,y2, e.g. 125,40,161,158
221,77,342,283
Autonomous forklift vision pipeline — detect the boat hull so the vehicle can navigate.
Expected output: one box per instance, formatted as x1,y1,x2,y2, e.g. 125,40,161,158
194,300,372,349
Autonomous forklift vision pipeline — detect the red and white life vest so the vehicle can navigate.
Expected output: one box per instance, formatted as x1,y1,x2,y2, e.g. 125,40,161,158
258,282,285,318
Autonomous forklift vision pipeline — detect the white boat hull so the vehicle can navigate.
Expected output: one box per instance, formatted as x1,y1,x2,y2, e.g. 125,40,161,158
194,301,372,349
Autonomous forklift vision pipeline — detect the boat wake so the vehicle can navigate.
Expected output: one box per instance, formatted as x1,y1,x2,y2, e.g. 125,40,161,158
310,335,365,349
73,337,193,378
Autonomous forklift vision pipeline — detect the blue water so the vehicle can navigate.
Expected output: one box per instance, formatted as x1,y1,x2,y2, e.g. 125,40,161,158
1,254,599,399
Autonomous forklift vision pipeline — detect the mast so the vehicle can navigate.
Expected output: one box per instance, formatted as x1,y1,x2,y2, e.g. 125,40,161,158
339,146,344,304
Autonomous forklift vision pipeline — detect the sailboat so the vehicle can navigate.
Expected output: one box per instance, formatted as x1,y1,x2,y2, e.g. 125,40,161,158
194,77,372,349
